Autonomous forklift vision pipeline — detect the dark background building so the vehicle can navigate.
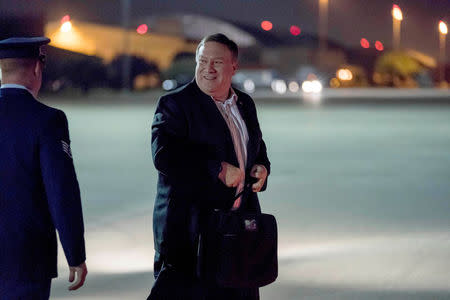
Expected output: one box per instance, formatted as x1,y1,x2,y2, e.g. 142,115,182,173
0,0,47,38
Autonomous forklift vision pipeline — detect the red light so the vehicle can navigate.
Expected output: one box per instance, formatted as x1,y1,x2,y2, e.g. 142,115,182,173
290,25,301,36
137,24,148,35
375,41,384,51
392,4,400,10
261,21,273,31
61,15,70,24
360,38,370,48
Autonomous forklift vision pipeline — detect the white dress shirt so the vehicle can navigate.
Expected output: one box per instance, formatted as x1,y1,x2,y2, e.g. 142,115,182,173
213,89,249,209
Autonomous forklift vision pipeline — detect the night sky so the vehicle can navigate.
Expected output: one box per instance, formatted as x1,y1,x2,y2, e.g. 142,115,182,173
46,0,449,59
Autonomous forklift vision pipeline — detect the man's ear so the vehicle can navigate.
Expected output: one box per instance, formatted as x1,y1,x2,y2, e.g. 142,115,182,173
232,61,238,75
33,59,41,78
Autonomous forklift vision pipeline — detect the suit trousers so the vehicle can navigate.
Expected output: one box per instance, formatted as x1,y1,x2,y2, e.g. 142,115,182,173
147,261,259,300
0,279,51,300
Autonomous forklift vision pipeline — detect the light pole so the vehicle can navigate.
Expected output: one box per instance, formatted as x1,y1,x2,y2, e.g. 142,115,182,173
392,4,403,50
319,0,329,52
439,20,448,85
121,0,131,91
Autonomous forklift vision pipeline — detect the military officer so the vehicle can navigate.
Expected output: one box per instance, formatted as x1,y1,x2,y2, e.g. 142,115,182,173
0,37,87,299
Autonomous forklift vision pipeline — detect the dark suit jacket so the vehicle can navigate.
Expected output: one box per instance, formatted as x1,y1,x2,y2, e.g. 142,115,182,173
151,80,270,273
0,88,86,281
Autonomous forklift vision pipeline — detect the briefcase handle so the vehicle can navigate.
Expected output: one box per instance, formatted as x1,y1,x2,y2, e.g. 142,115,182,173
230,181,255,212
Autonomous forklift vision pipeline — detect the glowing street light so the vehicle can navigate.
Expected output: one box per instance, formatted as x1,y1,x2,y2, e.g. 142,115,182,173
392,4,403,50
60,15,72,33
360,38,370,49
392,5,403,21
290,25,301,36
261,21,273,31
136,24,148,35
438,20,448,84
375,41,384,51
60,21,72,33
439,21,448,35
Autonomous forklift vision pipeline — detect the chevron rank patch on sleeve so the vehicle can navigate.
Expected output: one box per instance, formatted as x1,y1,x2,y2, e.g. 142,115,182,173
61,140,72,159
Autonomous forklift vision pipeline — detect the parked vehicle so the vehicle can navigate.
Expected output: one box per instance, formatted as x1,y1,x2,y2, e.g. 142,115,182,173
232,69,287,94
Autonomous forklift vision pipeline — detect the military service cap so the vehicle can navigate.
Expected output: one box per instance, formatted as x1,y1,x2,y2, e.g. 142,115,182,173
0,37,50,59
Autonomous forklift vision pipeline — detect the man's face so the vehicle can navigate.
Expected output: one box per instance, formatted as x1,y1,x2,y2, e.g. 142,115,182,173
195,41,237,101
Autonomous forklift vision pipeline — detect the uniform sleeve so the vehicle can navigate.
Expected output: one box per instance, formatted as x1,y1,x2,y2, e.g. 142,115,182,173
40,110,86,267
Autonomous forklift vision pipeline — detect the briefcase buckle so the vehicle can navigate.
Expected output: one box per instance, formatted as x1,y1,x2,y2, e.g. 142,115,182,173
244,219,257,231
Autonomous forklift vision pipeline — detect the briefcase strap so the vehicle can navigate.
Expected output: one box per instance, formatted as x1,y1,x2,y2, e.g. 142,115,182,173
231,182,253,212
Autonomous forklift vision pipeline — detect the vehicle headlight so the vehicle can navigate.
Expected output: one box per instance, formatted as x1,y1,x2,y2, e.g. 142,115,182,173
302,80,322,93
243,79,255,93
162,79,177,91
311,80,322,93
271,79,287,94
288,81,300,93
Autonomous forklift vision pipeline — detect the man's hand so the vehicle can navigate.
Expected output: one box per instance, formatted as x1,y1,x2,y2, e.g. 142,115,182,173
250,164,268,192
68,262,88,291
218,162,244,187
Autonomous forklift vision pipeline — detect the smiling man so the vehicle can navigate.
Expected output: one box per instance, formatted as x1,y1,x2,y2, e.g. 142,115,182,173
148,33,271,299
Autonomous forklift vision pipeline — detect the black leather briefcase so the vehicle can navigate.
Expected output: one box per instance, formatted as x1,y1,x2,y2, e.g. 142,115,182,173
197,186,278,288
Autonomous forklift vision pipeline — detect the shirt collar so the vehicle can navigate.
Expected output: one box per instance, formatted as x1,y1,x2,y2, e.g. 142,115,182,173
212,88,238,106
0,84,36,99
1,83,29,91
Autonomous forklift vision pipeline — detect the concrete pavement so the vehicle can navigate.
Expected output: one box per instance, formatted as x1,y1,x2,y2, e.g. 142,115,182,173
44,96,450,299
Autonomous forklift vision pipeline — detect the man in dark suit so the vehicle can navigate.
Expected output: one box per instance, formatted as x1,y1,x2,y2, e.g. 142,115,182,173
0,37,87,299
149,33,270,299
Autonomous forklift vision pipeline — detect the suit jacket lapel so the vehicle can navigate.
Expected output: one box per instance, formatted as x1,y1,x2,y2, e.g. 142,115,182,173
189,81,237,164
189,80,258,170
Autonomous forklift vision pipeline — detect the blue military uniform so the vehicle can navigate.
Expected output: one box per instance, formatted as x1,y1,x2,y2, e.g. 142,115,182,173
0,37,86,299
